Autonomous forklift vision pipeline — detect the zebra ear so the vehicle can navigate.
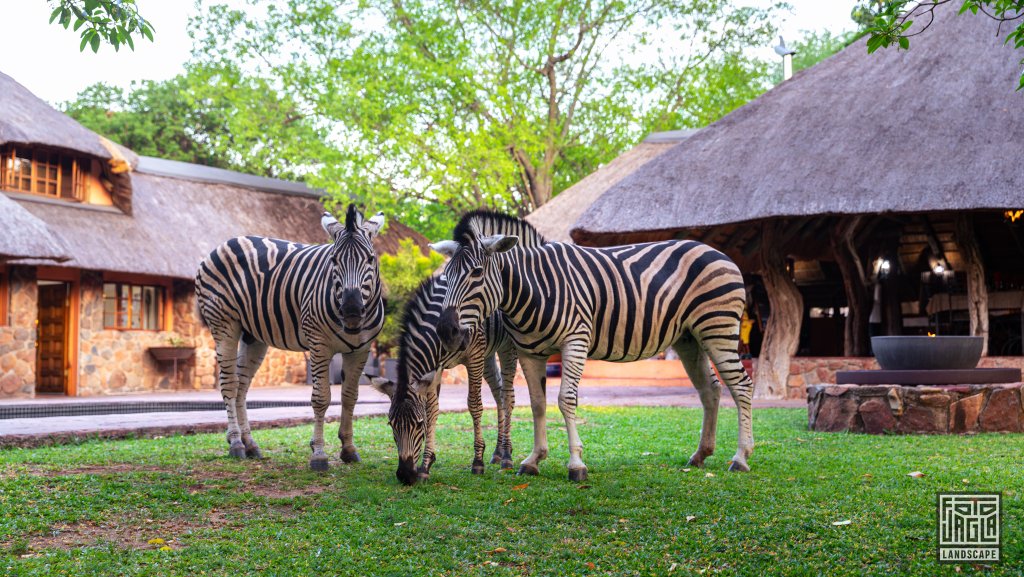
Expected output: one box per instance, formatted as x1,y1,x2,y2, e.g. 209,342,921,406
413,371,437,391
321,211,345,239
370,377,396,399
481,234,518,255
429,240,460,258
363,211,385,239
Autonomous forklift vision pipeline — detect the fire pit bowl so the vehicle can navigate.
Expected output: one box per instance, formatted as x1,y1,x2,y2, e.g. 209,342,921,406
870,336,983,371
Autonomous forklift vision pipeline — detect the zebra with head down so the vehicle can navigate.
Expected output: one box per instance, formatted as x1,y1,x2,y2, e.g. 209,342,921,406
372,275,517,485
431,211,755,481
195,205,385,471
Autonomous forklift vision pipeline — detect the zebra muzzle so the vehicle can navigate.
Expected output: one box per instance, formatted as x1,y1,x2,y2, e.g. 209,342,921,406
438,307,469,353
396,457,418,485
340,288,364,329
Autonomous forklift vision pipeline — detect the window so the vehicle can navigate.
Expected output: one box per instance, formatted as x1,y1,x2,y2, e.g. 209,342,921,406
103,283,165,330
1,146,86,201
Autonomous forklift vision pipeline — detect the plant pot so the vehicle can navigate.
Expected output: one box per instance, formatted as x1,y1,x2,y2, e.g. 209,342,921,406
148,346,195,362
870,336,983,370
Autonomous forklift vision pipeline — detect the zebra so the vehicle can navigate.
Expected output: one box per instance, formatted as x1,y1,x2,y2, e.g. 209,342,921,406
195,204,385,471
430,211,754,481
371,275,518,485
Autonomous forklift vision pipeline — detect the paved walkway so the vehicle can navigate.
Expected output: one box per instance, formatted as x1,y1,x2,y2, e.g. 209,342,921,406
0,382,803,448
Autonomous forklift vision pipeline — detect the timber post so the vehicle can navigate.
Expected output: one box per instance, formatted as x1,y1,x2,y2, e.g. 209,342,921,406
753,220,803,399
955,214,989,356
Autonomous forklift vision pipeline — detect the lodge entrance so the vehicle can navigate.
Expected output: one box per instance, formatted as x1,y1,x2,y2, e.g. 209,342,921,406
36,281,70,394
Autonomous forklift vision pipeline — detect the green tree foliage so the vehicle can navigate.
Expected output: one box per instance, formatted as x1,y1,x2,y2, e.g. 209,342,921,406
189,0,782,240
863,1,1024,89
48,0,154,52
377,240,445,356
63,66,330,180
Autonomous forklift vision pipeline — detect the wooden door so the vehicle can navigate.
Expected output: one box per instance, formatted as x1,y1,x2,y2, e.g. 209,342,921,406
36,283,69,394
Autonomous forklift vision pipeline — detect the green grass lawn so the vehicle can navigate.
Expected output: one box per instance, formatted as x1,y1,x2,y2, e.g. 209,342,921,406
0,407,1020,576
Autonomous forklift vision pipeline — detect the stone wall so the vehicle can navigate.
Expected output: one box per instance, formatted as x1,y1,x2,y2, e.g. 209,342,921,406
0,267,37,398
808,383,1023,434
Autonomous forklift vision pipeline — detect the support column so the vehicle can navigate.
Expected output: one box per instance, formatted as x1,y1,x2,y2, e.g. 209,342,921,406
956,214,989,356
830,216,871,356
754,221,803,399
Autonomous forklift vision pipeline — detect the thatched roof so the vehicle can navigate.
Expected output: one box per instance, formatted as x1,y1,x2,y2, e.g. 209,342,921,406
0,71,137,214
525,131,694,243
572,9,1024,246
0,195,70,262
9,158,430,279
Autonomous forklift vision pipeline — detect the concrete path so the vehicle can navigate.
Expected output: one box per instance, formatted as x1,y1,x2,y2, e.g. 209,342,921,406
0,382,803,448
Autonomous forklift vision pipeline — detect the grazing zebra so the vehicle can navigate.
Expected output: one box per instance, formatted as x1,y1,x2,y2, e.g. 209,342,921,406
430,211,754,481
371,275,518,485
195,205,385,471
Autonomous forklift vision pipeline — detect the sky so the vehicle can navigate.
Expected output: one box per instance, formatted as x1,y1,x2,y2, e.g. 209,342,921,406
2,0,861,106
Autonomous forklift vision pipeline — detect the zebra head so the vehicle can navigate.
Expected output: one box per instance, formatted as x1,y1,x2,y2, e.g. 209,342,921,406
321,205,384,331
371,371,434,485
431,226,518,354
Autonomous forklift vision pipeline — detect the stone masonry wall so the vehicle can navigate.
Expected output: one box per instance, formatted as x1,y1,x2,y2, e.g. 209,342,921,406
0,267,38,398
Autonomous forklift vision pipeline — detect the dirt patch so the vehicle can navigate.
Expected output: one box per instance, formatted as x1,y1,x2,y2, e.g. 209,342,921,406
246,485,328,499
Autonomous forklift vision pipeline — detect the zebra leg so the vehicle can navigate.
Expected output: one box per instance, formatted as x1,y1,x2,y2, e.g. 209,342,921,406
337,350,370,463
235,337,269,459
704,344,755,472
516,355,549,476
308,350,333,471
673,335,719,468
557,338,590,482
212,323,246,459
466,355,487,474
495,347,518,469
418,377,440,480
482,353,505,466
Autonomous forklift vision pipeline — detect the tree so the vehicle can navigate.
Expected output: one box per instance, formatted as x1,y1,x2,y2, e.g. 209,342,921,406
863,1,1024,89
63,66,330,180
190,0,782,239
48,0,155,52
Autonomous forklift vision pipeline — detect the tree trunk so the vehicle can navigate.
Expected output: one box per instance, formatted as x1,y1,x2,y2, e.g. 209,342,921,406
830,217,872,356
754,221,803,399
956,214,989,356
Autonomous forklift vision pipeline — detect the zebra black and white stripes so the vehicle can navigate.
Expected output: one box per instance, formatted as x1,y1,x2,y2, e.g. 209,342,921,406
195,205,385,470
372,276,518,485
432,211,755,480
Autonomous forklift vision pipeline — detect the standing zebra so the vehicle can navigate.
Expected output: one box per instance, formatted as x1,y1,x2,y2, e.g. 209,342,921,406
195,205,385,471
371,275,518,485
431,211,754,481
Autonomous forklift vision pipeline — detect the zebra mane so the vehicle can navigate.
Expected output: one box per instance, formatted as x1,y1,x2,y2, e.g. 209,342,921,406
394,275,441,400
452,210,546,248
345,204,359,234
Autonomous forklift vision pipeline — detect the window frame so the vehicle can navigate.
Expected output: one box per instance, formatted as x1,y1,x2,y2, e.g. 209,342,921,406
101,276,172,332
1,146,85,202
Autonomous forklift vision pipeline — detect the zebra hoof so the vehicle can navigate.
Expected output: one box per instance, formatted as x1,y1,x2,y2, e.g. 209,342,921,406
309,457,330,472
490,453,502,465
340,447,361,464
471,463,486,475
728,460,750,473
500,459,515,470
517,464,539,476
245,446,263,459
228,443,247,459
568,467,589,482
417,471,430,482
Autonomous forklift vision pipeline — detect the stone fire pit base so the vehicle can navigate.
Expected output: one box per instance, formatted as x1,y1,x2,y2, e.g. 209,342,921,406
807,383,1023,434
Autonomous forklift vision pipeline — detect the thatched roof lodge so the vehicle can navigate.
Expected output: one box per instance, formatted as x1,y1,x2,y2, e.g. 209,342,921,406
0,71,427,398
525,130,694,242
566,9,1024,398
